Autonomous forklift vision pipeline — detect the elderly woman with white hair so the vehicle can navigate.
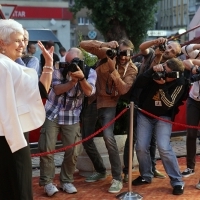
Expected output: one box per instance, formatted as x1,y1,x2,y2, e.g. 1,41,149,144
0,19,54,200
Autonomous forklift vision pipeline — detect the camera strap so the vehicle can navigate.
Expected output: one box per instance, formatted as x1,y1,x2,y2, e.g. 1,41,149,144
116,61,129,78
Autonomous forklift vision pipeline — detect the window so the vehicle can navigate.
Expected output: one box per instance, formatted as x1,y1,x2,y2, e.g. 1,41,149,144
78,17,85,25
78,17,91,25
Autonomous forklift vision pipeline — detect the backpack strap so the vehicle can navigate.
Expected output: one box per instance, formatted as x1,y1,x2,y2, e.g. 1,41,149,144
84,65,91,80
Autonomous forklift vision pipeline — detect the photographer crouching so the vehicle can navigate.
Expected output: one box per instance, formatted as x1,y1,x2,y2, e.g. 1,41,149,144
38,47,97,196
79,39,138,193
132,58,185,195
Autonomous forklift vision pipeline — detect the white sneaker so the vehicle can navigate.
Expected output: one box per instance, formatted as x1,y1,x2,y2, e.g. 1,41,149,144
44,183,59,196
196,180,200,190
61,183,77,194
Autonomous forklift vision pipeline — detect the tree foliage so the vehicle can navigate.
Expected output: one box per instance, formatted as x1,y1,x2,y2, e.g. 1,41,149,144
70,0,159,50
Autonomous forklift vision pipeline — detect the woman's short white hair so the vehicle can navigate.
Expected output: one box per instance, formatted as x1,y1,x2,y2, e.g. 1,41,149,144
0,19,24,44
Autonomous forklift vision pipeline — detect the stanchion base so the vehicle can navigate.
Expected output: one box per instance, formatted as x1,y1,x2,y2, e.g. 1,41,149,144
116,191,143,200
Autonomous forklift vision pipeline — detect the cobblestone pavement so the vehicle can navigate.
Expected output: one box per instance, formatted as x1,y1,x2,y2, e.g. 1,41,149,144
32,136,200,177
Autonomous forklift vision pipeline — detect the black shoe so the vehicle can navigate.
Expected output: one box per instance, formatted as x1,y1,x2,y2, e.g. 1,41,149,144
132,176,151,186
173,185,184,195
181,168,195,177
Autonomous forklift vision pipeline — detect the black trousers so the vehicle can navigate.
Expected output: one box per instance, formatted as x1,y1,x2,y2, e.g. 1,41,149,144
0,136,33,200
186,97,200,169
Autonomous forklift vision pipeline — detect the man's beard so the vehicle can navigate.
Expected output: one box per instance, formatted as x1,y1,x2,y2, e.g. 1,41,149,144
117,57,130,66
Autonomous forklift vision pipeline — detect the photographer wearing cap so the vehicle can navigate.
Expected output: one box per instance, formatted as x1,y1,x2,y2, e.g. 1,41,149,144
132,58,185,195
79,39,138,193
38,47,97,196
181,44,200,189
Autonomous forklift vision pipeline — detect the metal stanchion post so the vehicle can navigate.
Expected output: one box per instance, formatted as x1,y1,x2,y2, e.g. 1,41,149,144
116,102,143,200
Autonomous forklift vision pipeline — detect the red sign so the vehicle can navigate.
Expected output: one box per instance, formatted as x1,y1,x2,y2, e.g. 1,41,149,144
11,6,73,20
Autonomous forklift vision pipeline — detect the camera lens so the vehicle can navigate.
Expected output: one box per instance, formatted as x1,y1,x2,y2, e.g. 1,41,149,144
152,72,165,80
69,63,78,72
106,49,117,59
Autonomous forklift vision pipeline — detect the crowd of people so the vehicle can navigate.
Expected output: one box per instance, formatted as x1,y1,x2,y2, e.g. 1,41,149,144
1,18,200,199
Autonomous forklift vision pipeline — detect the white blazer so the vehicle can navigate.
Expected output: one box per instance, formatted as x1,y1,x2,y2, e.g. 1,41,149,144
0,54,45,153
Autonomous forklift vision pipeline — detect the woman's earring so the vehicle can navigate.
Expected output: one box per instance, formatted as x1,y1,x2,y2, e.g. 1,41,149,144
2,49,5,54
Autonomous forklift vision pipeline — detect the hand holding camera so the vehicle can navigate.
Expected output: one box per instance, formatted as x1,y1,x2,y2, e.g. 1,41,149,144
153,64,164,72
152,64,181,81
153,37,167,52
101,41,119,49
70,66,85,82
153,37,167,45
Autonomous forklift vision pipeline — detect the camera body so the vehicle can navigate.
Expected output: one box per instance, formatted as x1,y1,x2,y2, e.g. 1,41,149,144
106,47,120,59
55,58,84,73
158,43,166,51
152,70,181,80
191,67,200,82
106,47,133,59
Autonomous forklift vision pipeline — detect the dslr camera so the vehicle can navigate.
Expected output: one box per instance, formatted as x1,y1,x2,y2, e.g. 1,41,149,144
158,42,166,52
190,67,200,83
55,58,84,73
153,42,167,52
152,70,181,80
106,47,133,59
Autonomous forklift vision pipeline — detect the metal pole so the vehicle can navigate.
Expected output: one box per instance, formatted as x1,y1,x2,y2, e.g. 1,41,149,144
169,24,200,41
116,102,143,200
128,101,134,192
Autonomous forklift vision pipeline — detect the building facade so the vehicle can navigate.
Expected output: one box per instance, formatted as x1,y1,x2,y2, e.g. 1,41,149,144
0,0,72,51
156,0,200,42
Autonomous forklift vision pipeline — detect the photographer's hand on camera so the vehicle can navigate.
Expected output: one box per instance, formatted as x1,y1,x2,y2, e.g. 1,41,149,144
154,45,165,56
183,59,199,74
153,37,167,46
100,41,119,49
153,64,164,72
153,64,166,84
70,65,85,81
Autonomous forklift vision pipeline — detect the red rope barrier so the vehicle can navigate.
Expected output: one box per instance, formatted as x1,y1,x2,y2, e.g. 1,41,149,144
31,105,200,158
138,107,200,129
31,107,129,157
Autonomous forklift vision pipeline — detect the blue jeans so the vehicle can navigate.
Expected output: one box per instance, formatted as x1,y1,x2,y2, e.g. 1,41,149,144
81,103,122,181
123,108,157,174
136,111,184,187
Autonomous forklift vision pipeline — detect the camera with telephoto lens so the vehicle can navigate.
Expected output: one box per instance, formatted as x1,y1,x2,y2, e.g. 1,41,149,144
55,58,84,72
106,47,133,59
190,67,200,83
152,70,181,80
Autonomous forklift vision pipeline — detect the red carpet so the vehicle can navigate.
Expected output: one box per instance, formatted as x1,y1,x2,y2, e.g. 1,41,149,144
33,156,200,200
